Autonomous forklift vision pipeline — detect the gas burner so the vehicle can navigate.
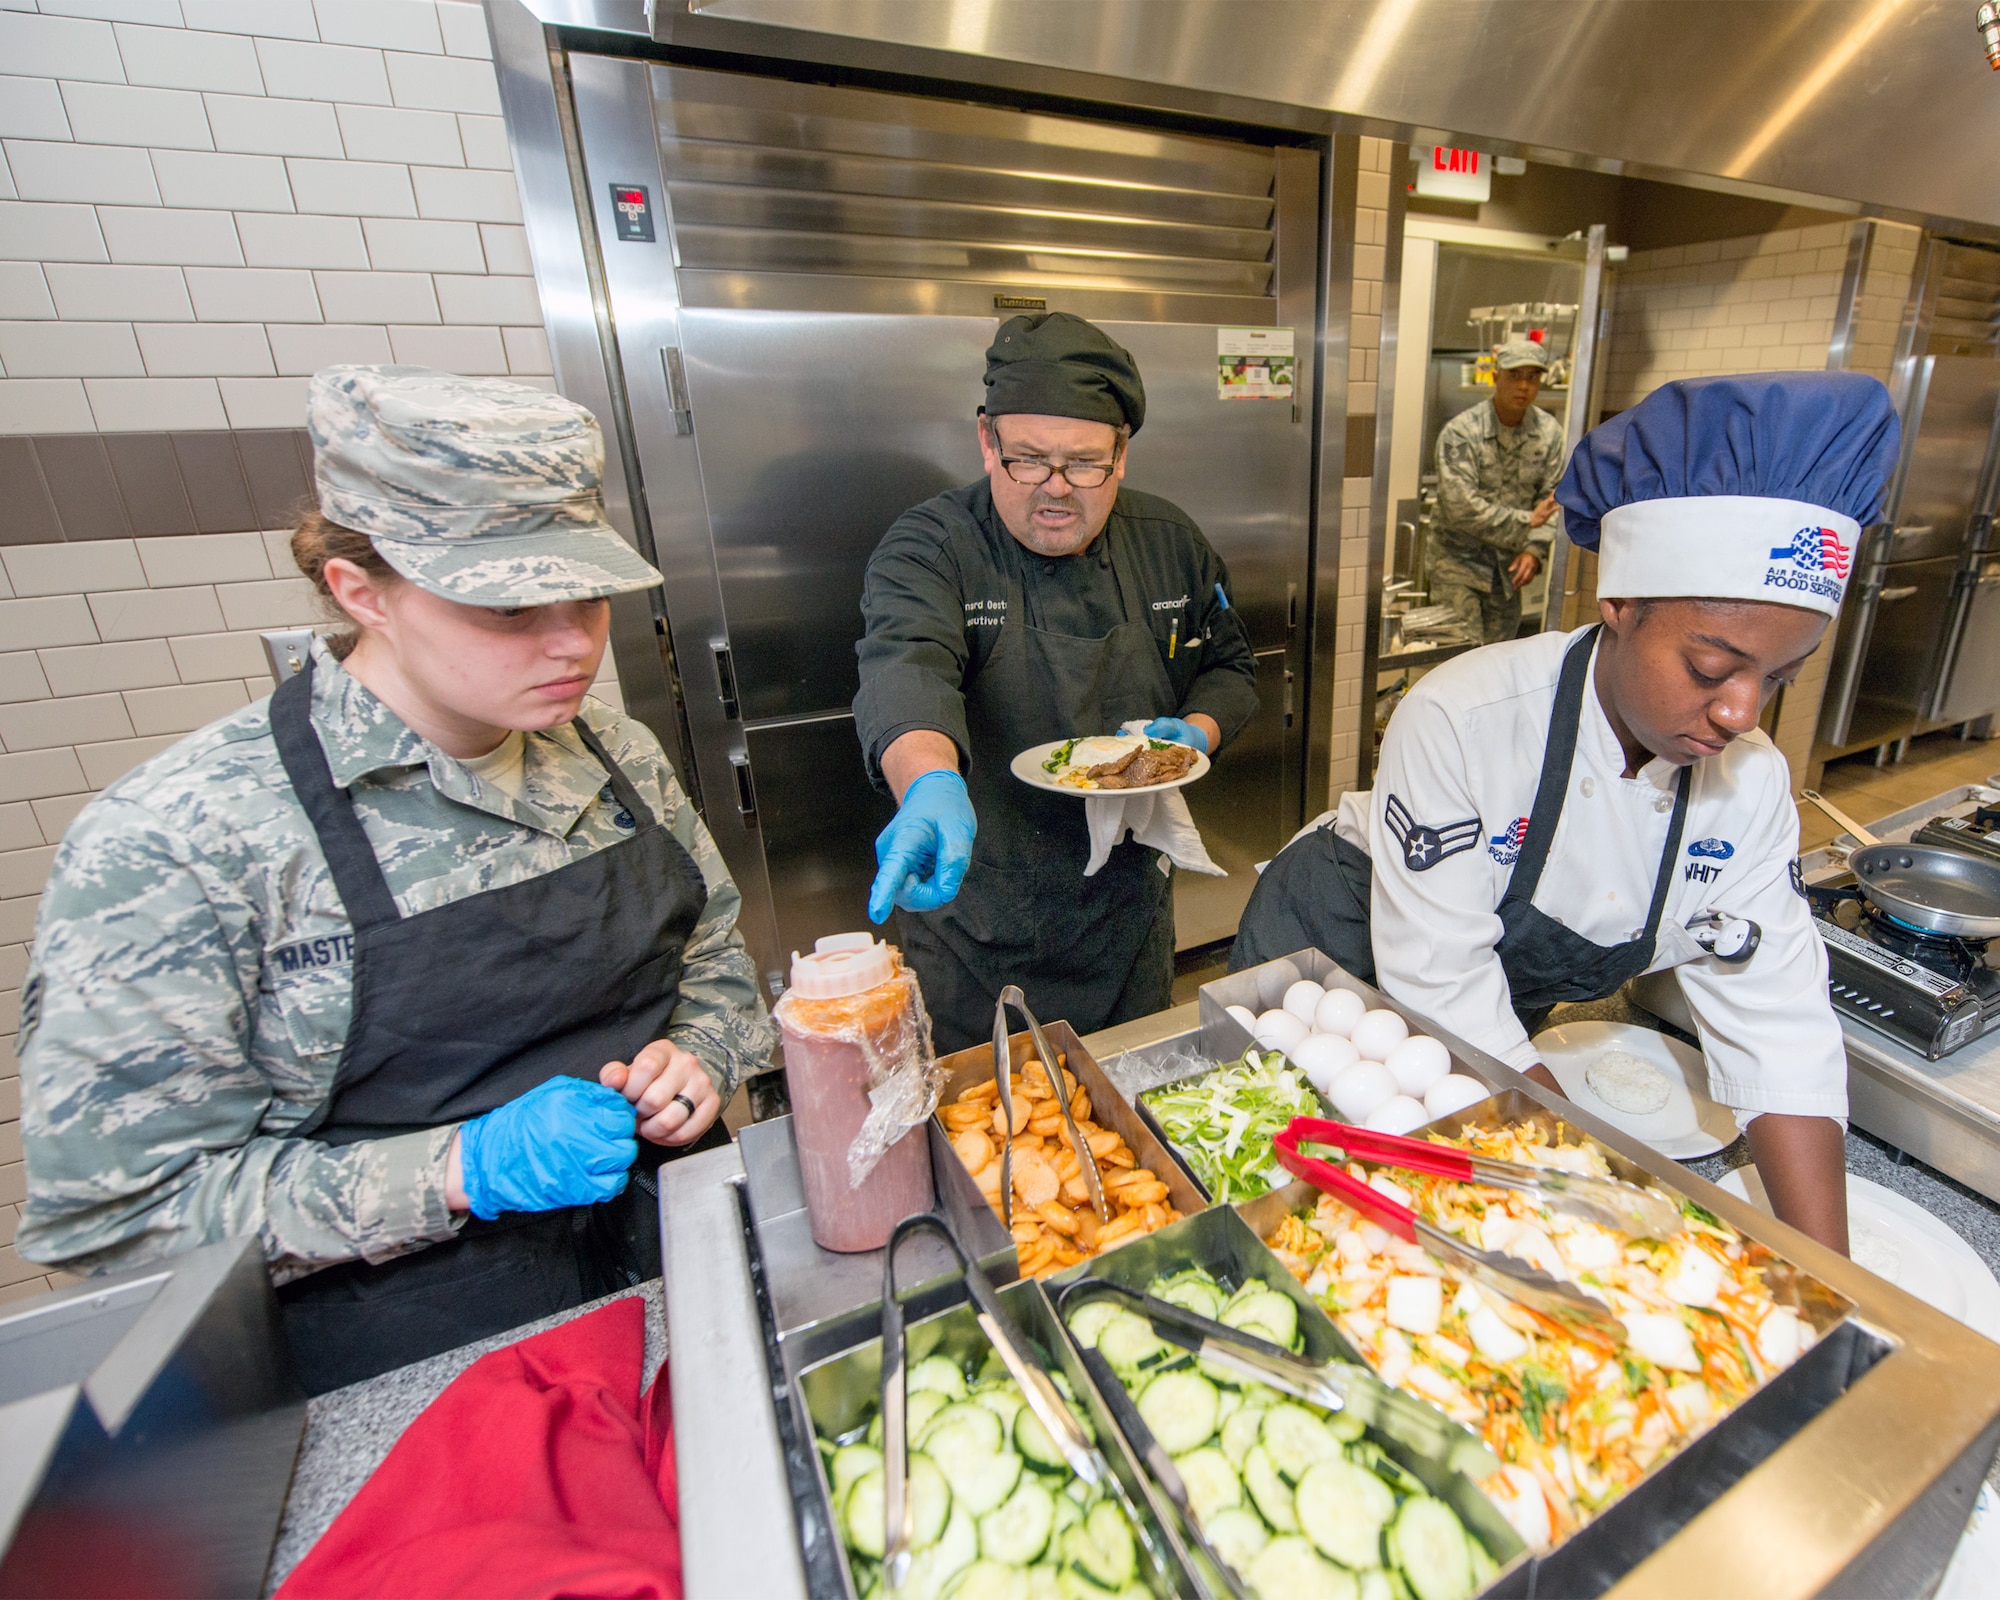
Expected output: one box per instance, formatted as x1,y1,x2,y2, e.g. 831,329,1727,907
1862,903,1991,979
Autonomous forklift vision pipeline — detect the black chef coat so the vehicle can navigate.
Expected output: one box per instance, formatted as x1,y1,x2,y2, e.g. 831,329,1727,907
856,480,1258,780
854,479,1258,1049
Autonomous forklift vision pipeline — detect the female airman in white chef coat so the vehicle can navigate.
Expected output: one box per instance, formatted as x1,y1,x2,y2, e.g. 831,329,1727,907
1236,371,1902,1253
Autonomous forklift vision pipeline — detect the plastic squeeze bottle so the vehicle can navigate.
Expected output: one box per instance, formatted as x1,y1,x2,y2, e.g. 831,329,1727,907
773,934,937,1253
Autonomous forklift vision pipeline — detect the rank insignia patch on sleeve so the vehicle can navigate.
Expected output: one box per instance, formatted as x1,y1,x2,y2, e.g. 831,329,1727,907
1384,793,1482,872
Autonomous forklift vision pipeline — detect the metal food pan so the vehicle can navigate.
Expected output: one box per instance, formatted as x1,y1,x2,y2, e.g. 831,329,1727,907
791,1275,1200,1600
1238,1088,1887,1598
1046,1201,1532,1595
931,1022,1209,1256
1202,948,1521,1098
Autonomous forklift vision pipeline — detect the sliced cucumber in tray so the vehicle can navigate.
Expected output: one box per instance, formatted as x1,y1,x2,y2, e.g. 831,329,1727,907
1063,1263,1507,1600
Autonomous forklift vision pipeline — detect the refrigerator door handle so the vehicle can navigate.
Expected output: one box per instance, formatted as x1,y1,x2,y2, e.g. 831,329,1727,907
1879,585,1921,603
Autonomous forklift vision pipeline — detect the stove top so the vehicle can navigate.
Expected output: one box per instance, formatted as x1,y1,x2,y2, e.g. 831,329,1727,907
1808,875,2000,1059
1912,804,2000,866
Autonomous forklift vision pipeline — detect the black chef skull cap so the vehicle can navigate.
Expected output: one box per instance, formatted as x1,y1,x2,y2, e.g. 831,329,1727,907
982,312,1146,436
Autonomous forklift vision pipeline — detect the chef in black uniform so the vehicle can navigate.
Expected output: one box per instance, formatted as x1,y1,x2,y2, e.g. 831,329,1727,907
855,313,1259,1052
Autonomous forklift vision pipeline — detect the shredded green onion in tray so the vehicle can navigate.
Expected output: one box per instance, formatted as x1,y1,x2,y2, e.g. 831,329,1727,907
1141,1051,1322,1203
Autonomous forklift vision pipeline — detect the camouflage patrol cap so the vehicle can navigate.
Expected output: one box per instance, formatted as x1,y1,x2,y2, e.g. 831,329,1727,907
307,365,663,607
1495,338,1552,371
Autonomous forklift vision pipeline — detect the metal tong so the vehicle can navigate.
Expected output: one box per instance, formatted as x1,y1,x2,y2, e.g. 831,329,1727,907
879,1212,1114,1588
994,986,1109,1229
1060,1276,1500,1487
1286,1115,1684,1240
1273,1119,1630,1347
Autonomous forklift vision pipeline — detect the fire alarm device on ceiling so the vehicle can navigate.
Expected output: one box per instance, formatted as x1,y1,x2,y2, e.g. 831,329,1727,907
609,184,655,242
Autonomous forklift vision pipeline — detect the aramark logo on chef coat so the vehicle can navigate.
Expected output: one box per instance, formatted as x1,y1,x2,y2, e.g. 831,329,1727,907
1385,794,1481,872
1763,526,1850,605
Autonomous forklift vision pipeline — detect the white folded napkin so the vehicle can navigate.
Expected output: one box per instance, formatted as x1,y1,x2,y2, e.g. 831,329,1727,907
1082,720,1226,879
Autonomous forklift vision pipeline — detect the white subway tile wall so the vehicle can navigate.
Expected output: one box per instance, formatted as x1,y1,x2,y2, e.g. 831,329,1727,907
0,0,566,1298
1327,138,1394,803
0,0,537,440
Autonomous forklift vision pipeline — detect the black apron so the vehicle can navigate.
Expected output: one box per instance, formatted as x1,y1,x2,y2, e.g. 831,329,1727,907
1231,625,1691,1030
267,662,712,1395
899,547,1179,1054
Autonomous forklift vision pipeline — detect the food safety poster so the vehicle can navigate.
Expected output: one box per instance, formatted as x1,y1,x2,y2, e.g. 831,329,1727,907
1218,327,1295,400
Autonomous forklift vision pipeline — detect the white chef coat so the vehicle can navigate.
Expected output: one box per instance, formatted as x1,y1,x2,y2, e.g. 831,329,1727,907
1330,625,1846,1121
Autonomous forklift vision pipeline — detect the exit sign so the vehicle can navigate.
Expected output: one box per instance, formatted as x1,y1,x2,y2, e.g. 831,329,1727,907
1413,146,1491,203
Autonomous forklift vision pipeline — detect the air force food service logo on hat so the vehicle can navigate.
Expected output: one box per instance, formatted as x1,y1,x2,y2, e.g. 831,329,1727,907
1385,794,1481,872
1763,524,1852,604
1554,371,1898,621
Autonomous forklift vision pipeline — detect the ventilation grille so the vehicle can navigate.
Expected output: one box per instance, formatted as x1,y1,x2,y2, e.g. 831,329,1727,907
1931,242,2000,357
649,67,1277,306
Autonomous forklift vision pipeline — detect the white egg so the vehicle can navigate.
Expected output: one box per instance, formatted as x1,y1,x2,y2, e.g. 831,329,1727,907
1068,734,1143,768
1253,958,1303,1011
1225,1004,1258,1033
1349,1008,1410,1062
1384,1035,1451,1099
1362,1094,1432,1136
1328,1061,1398,1121
1282,979,1327,1024
1312,988,1368,1038
1424,1074,1491,1119
1252,1009,1310,1053
1289,1032,1362,1095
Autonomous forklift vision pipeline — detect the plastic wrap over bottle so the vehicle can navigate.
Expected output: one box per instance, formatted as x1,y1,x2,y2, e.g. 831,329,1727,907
773,939,940,1252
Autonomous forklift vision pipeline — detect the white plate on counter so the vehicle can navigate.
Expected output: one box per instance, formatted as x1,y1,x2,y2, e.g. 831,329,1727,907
1010,738,1210,796
1531,1020,1738,1160
1718,1166,2000,1346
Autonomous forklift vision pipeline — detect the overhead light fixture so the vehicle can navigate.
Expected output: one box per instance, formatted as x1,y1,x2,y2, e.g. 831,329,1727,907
1980,2,2000,67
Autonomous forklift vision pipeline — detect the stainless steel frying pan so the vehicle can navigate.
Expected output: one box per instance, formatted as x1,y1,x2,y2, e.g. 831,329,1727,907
1801,789,2000,940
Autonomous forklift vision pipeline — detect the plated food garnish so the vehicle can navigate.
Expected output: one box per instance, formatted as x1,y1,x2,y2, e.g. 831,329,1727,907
1068,1266,1502,1600
941,1057,1185,1278
1262,1123,1814,1553
818,1343,1155,1600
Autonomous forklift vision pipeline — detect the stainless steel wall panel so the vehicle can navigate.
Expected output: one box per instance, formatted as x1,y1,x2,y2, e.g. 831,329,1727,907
681,0,2000,236
1175,647,1296,946
1894,356,2000,554
1304,132,1357,820
676,268,1275,326
651,65,1277,197
674,308,987,723
666,225,1276,295
742,714,897,960
657,139,1277,229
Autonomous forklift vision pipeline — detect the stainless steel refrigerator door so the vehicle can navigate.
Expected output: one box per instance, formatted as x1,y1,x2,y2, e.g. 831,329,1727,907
1843,554,1961,749
1933,559,2000,724
675,310,1309,956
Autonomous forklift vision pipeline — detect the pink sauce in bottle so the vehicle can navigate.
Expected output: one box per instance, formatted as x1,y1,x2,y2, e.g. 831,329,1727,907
775,934,936,1253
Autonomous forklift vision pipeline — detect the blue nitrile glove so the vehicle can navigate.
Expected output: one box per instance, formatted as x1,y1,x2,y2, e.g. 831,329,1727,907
1143,716,1210,753
457,1076,638,1220
868,768,977,924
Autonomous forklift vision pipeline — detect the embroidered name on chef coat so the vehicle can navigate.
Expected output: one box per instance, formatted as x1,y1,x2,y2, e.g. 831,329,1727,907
963,598,1007,627
1384,793,1481,872
1685,836,1734,885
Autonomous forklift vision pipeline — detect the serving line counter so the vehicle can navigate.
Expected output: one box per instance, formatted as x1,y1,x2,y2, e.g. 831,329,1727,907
263,984,2000,1598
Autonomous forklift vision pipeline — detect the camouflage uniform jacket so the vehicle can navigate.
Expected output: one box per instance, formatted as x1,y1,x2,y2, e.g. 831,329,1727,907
1432,401,1567,593
17,638,774,1282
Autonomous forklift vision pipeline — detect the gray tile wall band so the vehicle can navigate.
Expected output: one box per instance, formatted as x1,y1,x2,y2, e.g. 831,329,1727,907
0,430,316,547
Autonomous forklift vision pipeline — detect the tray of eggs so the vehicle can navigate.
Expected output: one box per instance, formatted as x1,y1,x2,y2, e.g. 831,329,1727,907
1223,976,1492,1136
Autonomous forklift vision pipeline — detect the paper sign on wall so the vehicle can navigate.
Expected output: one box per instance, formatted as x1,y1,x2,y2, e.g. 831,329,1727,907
1218,327,1295,400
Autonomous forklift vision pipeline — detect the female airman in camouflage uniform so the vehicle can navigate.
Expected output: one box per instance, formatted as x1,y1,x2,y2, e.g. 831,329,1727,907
17,366,774,1392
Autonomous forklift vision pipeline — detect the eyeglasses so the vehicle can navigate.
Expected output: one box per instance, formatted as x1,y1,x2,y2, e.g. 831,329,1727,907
990,427,1123,489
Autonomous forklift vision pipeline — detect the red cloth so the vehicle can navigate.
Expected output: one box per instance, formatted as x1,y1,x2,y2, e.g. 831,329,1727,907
279,1298,682,1600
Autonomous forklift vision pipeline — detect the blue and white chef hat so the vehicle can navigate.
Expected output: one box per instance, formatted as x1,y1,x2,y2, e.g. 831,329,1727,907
1555,371,1900,618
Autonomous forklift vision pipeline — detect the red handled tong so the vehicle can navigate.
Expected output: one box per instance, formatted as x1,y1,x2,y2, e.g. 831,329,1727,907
1273,1117,1630,1346
1283,1116,1684,1240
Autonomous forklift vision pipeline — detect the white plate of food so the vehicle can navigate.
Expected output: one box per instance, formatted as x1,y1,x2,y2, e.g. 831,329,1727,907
1718,1165,2000,1346
1011,733,1211,795
1531,1020,1738,1160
